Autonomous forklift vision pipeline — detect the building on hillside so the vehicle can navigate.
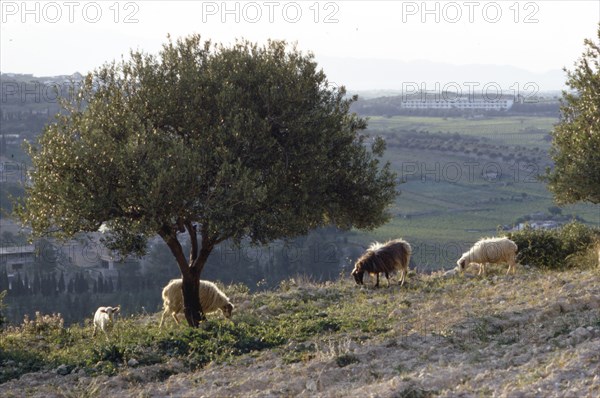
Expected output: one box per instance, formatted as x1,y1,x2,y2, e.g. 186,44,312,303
0,245,36,285
512,221,560,231
98,251,141,281
400,92,514,111
57,233,142,273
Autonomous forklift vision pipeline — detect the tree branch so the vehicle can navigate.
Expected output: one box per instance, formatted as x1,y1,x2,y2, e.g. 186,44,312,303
158,223,190,277
185,220,198,264
175,217,186,233
190,223,215,273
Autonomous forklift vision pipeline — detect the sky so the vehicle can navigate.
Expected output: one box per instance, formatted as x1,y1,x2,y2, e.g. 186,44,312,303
1,0,599,90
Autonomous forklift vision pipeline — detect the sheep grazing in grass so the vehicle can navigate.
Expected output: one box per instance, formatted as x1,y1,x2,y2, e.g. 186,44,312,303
159,279,234,327
93,306,120,338
457,237,518,276
352,239,412,288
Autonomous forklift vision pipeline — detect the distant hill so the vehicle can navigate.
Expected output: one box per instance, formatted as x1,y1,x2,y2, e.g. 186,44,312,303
317,57,566,93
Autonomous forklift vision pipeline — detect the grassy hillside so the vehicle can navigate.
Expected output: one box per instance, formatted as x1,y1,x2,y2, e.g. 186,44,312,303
1,265,599,396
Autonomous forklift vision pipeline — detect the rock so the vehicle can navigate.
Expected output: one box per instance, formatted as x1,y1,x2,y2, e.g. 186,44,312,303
238,300,252,310
553,301,572,313
257,305,269,313
569,327,591,344
167,358,186,372
587,296,600,309
56,364,70,375
560,283,576,293
305,380,317,392
443,268,458,277
127,359,139,367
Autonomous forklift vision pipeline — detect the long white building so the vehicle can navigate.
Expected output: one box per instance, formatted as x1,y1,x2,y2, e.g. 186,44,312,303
400,92,514,110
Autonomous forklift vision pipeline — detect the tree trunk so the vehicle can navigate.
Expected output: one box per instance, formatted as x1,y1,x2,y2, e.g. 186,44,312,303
159,222,216,328
181,244,214,326
181,266,205,327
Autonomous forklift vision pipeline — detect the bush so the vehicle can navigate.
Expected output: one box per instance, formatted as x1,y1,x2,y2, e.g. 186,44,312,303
20,311,65,335
505,221,600,269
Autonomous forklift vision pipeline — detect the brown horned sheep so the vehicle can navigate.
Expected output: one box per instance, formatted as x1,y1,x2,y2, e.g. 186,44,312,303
352,239,412,288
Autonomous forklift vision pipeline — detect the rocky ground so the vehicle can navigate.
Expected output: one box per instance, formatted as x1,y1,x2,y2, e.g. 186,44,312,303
1,267,599,397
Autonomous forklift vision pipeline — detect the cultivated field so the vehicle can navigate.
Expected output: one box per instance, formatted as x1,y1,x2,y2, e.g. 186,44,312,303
357,116,599,269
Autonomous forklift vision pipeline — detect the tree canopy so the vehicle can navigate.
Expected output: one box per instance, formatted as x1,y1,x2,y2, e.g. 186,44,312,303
545,26,600,205
16,35,398,326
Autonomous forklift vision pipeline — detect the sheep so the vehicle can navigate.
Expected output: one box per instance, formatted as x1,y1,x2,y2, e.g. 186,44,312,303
159,279,234,327
352,239,412,288
457,237,518,276
92,306,120,338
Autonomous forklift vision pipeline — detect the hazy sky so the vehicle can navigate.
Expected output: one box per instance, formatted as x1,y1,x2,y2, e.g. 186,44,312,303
1,1,598,90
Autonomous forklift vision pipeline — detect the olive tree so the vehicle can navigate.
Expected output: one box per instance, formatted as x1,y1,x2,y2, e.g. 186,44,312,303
546,26,600,205
16,35,397,327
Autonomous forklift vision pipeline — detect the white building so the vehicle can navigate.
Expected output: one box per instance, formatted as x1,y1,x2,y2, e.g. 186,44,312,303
512,221,560,231
400,92,514,111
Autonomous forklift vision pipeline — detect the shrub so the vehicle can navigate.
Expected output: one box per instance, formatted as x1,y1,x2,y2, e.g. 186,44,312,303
505,221,600,269
559,221,598,255
20,311,65,335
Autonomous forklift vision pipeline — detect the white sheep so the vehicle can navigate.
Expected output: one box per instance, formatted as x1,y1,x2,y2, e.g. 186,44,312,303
159,279,234,327
92,306,120,338
457,237,518,276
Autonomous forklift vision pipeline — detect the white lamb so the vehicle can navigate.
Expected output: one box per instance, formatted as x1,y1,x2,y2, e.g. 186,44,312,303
93,306,120,338
457,237,518,276
159,279,234,327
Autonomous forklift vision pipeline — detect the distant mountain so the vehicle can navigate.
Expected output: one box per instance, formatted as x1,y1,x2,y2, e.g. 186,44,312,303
316,57,567,93
0,72,83,83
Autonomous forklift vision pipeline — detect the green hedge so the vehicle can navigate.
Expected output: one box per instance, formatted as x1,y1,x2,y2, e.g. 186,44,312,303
505,221,599,269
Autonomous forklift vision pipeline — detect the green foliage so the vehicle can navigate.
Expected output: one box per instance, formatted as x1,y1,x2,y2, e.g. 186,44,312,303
545,26,600,205
505,221,600,269
507,227,563,269
16,34,397,257
559,221,599,256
